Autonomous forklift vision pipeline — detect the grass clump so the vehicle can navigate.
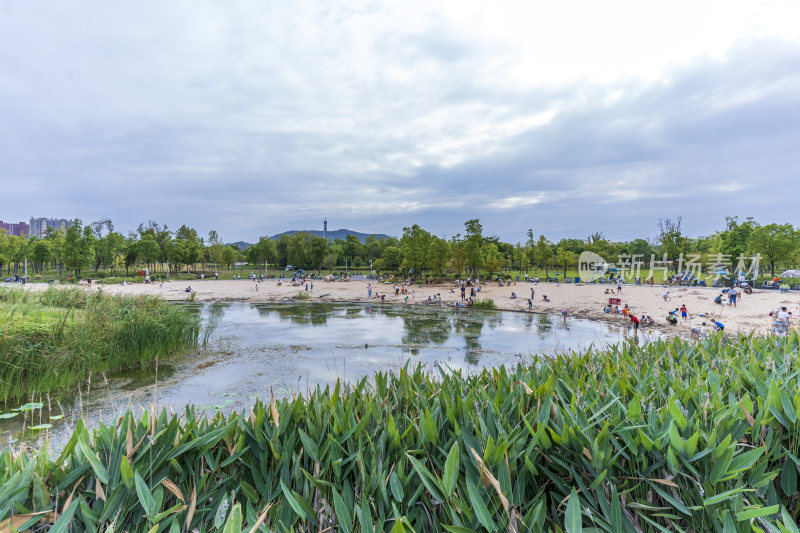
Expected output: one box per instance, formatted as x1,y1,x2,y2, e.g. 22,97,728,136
0,287,200,403
472,297,495,309
4,333,800,530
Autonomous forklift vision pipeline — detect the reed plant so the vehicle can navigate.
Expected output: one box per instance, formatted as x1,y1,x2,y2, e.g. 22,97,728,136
4,332,800,531
0,288,200,403
472,298,495,309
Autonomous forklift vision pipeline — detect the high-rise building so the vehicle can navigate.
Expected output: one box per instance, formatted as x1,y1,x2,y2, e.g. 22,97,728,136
29,217,73,236
0,220,30,236
323,219,328,240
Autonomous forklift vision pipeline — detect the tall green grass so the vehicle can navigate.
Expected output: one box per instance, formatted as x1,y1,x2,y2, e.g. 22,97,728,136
472,297,495,309
3,333,800,531
0,287,200,403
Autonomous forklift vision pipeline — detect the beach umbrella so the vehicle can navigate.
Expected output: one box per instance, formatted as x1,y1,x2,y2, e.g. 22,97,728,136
780,269,800,278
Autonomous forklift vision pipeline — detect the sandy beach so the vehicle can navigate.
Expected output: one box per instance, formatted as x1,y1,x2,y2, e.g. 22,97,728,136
24,278,800,337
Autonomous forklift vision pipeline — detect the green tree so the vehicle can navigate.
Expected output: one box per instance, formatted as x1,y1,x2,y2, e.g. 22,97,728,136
657,217,688,272
31,239,52,274
526,229,537,270
343,235,362,264
400,225,432,276
427,237,451,278
322,253,337,272
749,223,798,276
207,243,227,270
308,236,328,270
246,237,278,274
482,242,503,279
449,247,467,278
173,225,202,273
222,245,240,269
381,246,404,271
555,249,578,277
102,232,127,275
62,220,91,278
464,219,484,277
513,243,530,274
719,216,756,262
536,235,554,278
0,230,9,274
137,233,161,270
625,238,654,259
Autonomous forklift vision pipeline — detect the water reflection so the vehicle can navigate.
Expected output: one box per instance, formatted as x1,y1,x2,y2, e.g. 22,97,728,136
2,302,659,449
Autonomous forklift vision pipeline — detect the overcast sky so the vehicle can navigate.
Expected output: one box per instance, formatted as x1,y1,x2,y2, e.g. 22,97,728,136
1,1,799,243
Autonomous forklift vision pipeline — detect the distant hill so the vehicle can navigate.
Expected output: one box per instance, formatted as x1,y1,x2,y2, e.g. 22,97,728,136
227,241,253,251
269,228,392,243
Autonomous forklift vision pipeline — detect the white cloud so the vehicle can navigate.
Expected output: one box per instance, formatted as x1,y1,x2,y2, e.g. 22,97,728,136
0,1,799,240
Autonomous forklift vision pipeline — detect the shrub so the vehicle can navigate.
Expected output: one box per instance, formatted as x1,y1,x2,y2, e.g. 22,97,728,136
472,297,495,309
4,334,800,530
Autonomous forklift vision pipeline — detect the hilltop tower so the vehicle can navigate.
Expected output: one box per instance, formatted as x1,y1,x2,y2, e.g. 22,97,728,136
323,219,327,240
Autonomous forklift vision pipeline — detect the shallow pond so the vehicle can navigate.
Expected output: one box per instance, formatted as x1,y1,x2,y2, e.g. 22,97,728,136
2,302,657,448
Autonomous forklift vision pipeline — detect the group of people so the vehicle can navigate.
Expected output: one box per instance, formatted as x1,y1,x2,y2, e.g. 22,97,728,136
712,287,741,307
770,306,794,335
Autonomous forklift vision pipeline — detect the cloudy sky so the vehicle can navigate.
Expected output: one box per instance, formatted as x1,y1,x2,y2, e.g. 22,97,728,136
1,1,799,243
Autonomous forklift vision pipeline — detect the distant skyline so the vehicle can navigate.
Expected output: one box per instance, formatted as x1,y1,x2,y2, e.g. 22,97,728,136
2,1,799,244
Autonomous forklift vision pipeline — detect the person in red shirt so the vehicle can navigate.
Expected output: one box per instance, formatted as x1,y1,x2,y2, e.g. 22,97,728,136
630,314,640,332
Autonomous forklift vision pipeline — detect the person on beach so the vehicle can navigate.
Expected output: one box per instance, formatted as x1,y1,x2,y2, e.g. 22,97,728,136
690,323,707,339
531,287,535,299
680,304,688,320
662,291,670,301
561,308,569,321
368,283,372,298
527,299,533,311
714,293,723,305
543,295,550,302
617,280,622,293
461,286,466,301
728,287,738,308
630,313,640,332
713,320,725,332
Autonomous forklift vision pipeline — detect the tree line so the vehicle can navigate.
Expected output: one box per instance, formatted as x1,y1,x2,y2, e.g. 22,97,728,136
0,216,798,279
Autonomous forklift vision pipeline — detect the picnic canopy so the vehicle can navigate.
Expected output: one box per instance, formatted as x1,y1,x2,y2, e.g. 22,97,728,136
780,269,800,278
